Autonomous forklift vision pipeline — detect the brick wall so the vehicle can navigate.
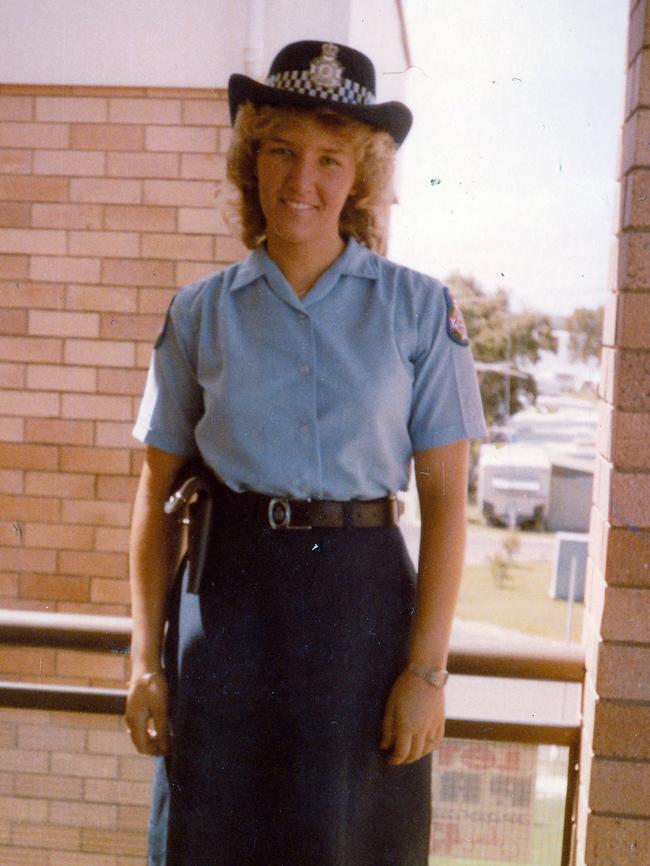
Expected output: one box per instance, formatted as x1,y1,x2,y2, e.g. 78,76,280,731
0,83,246,686
577,2,650,863
0,706,149,865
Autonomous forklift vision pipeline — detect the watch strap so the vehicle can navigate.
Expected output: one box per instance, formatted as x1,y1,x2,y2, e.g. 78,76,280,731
407,662,449,689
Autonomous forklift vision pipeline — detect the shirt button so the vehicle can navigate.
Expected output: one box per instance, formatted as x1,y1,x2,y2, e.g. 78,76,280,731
299,422,310,434
297,311,308,321
300,364,311,376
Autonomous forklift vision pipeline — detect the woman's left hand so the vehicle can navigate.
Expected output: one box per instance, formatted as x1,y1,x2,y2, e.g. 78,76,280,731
380,668,445,765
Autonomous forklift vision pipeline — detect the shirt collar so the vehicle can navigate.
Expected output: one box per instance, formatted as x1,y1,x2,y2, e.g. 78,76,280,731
228,237,378,307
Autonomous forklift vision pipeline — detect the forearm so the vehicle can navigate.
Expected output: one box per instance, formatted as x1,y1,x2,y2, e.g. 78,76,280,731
129,448,187,677
408,441,469,669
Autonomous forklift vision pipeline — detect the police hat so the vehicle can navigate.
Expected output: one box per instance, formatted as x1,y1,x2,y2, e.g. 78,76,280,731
228,40,412,146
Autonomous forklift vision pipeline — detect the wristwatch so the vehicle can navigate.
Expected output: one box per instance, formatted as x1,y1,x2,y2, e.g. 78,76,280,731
407,662,449,689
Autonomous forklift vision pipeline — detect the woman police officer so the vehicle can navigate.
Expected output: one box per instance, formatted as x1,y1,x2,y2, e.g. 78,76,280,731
127,40,486,866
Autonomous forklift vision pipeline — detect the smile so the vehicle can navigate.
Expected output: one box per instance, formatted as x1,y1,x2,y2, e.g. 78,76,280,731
283,199,317,211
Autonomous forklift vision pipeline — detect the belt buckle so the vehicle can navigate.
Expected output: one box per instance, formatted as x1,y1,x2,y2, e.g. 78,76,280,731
267,497,311,530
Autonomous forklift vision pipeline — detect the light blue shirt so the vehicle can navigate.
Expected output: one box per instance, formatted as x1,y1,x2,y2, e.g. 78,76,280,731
133,237,487,499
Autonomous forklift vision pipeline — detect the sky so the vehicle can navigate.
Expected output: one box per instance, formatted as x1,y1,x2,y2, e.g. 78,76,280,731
388,0,629,317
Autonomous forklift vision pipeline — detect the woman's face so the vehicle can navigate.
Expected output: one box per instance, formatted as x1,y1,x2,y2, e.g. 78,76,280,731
256,114,356,254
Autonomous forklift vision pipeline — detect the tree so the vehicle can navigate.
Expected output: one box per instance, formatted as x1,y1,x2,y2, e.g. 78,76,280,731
445,272,558,425
565,306,604,364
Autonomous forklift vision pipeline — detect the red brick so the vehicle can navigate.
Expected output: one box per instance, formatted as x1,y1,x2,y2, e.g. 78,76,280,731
0,572,18,596
219,127,233,153
59,446,129,475
49,799,118,829
175,261,215,286
102,258,174,287
216,234,247,262
0,175,68,202
12,822,82,850
0,388,59,417
0,645,56,674
0,443,57,471
25,418,94,446
0,468,22,493
70,178,141,204
628,0,650,65
586,814,650,865
66,284,137,313
0,254,28,279
602,586,650,641
117,803,149,830
143,179,217,207
617,292,650,348
96,421,136,448
590,757,650,815
0,845,46,865
28,309,100,338
94,529,130,554
26,364,97,393
605,525,650,586
108,97,181,124
97,475,138,501
610,469,650,526
98,314,160,342
52,750,118,778
178,206,228,234
0,95,33,121
25,471,95,499
107,151,179,178
0,227,66,255
35,96,107,122
182,98,229,126
623,169,650,229
0,202,30,227
64,339,135,367
0,309,27,334
597,642,650,700
0,149,32,174
0,494,59,522
33,149,106,176
0,362,24,389
104,204,176,232
594,700,650,759
0,334,62,364
20,572,90,600
611,409,650,467
70,123,145,151
616,350,650,410
61,498,131,527
181,153,226,180
141,232,213,261
56,647,126,677
69,230,140,258
81,827,146,857
30,256,101,284
97,367,146,395
85,777,150,806
135,342,152,369
0,122,68,149
146,125,217,153
0,280,65,309
0,417,23,441
62,393,131,421
32,202,103,230
618,230,650,289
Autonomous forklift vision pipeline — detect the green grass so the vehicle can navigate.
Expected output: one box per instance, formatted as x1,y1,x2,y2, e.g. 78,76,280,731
456,559,584,643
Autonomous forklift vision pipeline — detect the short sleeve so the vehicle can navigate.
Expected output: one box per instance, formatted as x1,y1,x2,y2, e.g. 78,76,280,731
132,298,203,456
408,284,487,450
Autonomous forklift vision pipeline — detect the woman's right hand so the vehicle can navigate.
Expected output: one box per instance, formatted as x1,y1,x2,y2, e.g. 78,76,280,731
125,670,170,755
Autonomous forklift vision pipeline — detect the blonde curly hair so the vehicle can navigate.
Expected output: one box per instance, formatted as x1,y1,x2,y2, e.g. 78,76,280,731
224,102,396,254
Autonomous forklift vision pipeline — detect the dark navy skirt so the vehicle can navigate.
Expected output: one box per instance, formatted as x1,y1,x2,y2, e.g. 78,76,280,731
148,521,431,866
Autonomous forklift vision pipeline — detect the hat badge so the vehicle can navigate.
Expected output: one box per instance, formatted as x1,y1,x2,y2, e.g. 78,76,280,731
309,43,344,90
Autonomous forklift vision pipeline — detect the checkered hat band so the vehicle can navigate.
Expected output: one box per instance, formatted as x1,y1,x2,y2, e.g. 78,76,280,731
265,71,375,106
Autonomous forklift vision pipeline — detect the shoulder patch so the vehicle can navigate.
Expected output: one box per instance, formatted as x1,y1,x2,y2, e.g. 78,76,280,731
154,297,175,349
443,286,469,346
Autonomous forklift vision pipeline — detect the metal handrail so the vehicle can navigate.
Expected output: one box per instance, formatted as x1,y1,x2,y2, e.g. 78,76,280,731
0,607,583,866
0,608,585,681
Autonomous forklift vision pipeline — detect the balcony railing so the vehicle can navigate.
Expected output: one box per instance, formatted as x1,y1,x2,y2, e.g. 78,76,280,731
0,608,584,866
